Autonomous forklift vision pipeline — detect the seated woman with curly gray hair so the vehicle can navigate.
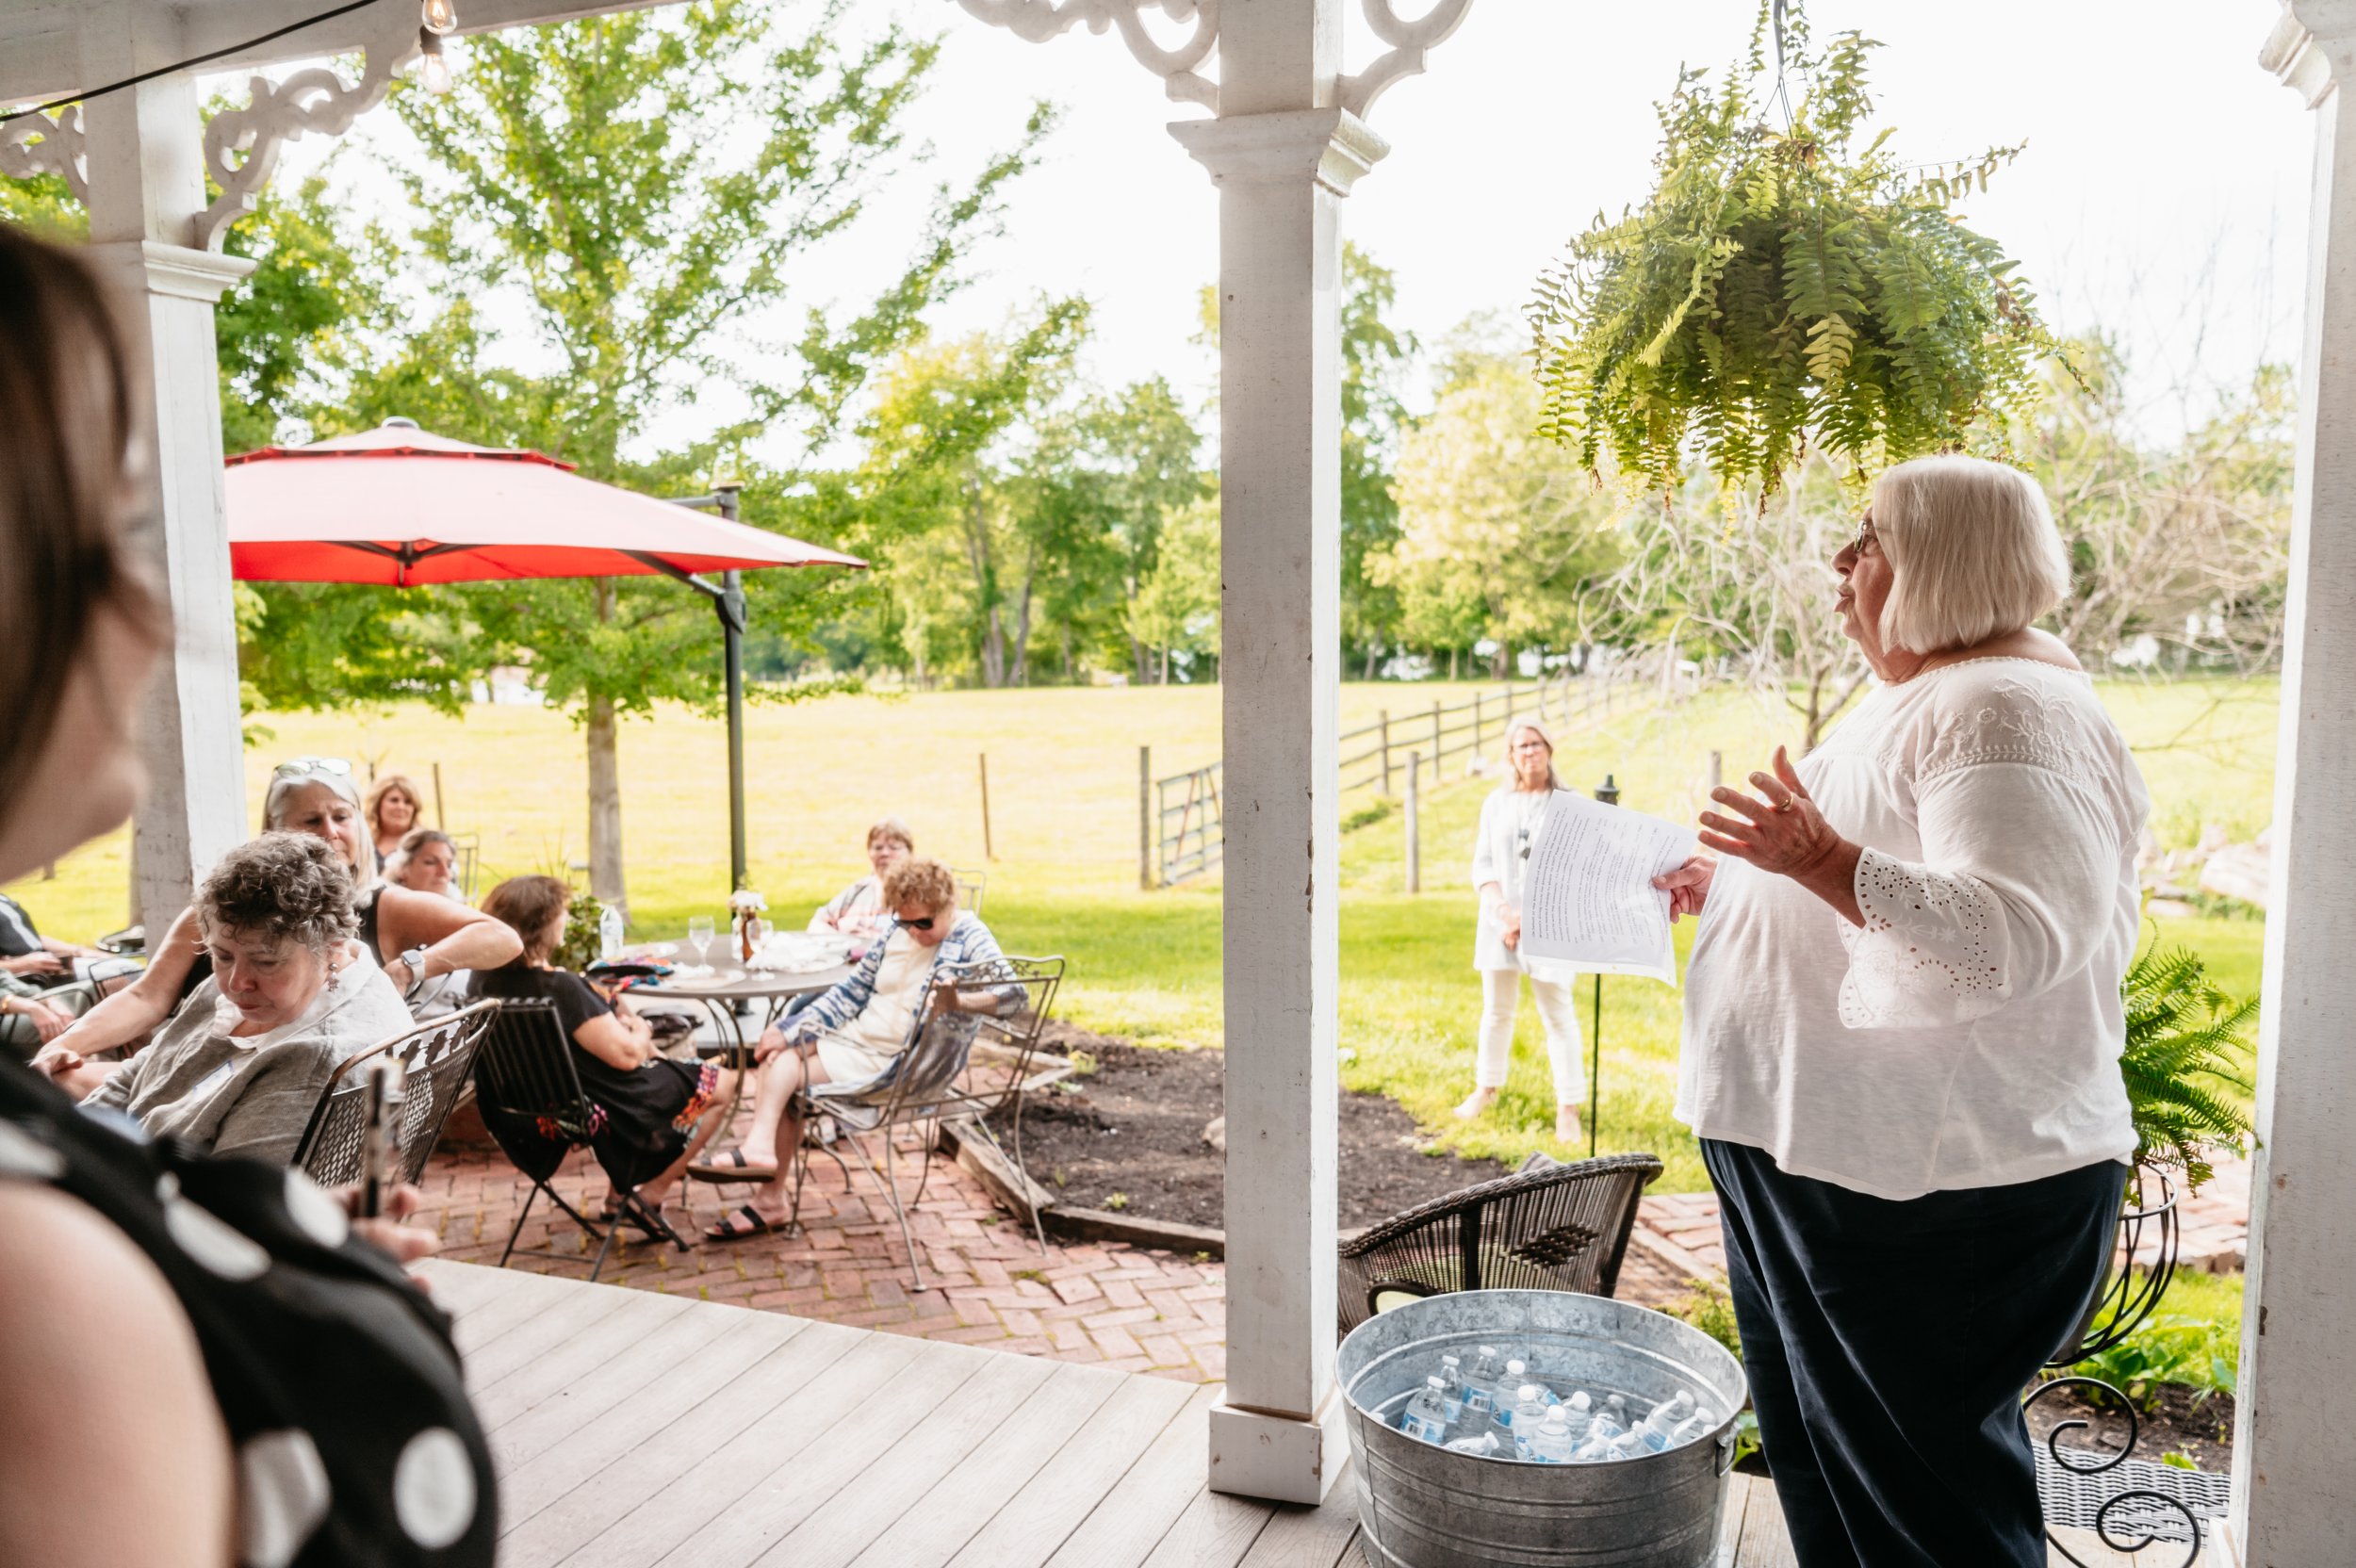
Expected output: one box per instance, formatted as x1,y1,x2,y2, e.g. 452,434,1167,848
77,833,412,1165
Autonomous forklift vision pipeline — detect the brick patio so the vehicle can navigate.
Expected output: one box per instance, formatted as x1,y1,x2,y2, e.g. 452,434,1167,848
411,1119,1726,1385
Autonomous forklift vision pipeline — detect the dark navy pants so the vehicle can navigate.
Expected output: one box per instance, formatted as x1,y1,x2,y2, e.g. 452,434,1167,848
1701,1138,2126,1568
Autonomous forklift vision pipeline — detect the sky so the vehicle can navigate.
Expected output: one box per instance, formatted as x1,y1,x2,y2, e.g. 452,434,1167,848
256,0,2316,463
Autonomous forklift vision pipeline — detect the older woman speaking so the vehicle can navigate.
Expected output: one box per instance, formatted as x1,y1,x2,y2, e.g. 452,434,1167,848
1653,455,2148,1567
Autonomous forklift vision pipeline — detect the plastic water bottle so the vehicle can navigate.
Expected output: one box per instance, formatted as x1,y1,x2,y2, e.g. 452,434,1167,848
1503,1383,1552,1458
597,901,625,960
1669,1408,1717,1448
1524,1405,1580,1464
1556,1390,1595,1445
1574,1394,1629,1462
1399,1377,1450,1445
1487,1361,1532,1439
1462,1347,1503,1417
1626,1391,1696,1454
1434,1355,1467,1426
1443,1429,1498,1457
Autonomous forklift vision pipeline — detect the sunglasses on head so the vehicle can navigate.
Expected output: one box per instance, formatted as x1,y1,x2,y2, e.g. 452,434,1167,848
271,756,353,779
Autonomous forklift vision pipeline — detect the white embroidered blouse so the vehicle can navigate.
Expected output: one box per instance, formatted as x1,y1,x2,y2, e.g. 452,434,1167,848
1677,658,2150,1200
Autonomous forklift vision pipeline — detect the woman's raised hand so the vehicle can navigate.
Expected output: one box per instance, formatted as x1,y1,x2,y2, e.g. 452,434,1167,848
1693,746,1865,923
1651,858,1715,922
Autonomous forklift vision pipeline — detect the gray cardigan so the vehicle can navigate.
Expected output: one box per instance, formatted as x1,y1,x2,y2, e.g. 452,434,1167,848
85,961,413,1164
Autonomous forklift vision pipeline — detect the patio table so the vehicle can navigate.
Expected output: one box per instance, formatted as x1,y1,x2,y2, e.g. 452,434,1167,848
623,939,856,1062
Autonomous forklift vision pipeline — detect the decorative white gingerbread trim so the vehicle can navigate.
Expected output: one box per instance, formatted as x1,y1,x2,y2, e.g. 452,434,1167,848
950,0,1472,122
952,0,1219,111
1337,0,1474,120
194,6,422,252
0,105,89,204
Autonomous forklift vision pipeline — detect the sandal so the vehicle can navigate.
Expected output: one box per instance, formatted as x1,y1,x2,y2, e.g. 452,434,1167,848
704,1204,789,1243
687,1148,780,1181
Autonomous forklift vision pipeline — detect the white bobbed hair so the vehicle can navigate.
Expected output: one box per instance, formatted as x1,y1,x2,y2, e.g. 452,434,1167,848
1871,455,2070,655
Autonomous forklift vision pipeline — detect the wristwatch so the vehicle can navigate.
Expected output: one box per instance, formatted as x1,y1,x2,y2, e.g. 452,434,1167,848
399,944,431,999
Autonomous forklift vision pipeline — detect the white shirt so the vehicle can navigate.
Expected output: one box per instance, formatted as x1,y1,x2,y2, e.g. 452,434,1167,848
1469,785,1579,980
1677,658,2148,1200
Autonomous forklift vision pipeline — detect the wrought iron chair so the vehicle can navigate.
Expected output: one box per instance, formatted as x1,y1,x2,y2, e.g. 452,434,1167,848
791,954,1062,1291
469,997,687,1282
295,999,499,1186
951,868,987,915
1335,1152,1664,1336
2026,1165,2226,1567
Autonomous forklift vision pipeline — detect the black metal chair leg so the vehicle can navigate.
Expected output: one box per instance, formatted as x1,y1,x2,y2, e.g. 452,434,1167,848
499,1183,542,1266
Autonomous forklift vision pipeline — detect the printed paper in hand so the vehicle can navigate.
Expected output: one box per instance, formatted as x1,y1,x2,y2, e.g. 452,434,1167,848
1518,790,1695,984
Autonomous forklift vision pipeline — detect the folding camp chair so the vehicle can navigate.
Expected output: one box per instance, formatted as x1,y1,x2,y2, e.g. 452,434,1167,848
469,997,688,1281
792,954,1062,1291
295,999,499,1186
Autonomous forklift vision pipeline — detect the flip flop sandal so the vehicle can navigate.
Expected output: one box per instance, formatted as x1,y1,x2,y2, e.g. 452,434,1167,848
688,1148,780,1181
704,1204,788,1243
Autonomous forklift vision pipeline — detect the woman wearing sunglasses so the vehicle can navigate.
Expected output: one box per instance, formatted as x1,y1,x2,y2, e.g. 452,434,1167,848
687,856,1008,1240
34,759,519,1094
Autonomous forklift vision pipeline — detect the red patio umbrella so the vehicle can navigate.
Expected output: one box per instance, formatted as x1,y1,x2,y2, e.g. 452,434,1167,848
224,418,867,891
224,419,864,584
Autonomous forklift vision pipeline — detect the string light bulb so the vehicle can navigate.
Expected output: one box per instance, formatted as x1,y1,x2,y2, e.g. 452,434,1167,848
417,30,452,96
419,0,459,37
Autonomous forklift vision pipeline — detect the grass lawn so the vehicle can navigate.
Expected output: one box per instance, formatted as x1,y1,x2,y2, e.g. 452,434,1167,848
7,676,2277,1193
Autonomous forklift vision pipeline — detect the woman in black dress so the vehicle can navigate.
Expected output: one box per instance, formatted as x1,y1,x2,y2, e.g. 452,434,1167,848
0,224,497,1565
469,876,734,1215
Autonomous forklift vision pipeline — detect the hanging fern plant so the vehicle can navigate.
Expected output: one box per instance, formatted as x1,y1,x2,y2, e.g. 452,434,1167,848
1529,3,2058,498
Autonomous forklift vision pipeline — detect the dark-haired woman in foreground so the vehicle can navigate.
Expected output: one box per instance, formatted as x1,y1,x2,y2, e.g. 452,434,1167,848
0,223,496,1566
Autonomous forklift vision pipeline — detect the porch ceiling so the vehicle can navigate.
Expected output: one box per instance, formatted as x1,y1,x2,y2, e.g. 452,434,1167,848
0,0,680,106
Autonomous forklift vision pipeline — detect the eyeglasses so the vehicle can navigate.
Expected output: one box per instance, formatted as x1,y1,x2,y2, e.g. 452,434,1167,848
1846,517,1881,559
898,915,937,931
271,756,353,779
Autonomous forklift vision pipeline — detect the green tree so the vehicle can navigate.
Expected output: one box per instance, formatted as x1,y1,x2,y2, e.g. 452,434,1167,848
851,302,1091,687
1127,495,1220,681
1372,344,1614,678
305,0,1047,907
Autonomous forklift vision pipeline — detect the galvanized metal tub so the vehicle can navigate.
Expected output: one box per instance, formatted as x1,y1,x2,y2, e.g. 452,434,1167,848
1335,1288,1747,1568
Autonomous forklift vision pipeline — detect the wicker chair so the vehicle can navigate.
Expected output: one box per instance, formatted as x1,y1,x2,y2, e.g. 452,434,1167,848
1335,1152,1664,1336
295,999,499,1186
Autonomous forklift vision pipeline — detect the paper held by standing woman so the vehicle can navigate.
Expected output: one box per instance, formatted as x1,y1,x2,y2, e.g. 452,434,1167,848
1517,791,1694,984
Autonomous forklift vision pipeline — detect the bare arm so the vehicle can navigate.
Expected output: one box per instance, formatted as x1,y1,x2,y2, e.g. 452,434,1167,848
49,906,203,1058
0,1184,233,1567
375,886,522,990
573,1008,654,1070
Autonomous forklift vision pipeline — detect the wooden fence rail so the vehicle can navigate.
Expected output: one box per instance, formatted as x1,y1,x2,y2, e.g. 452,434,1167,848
1140,669,1628,887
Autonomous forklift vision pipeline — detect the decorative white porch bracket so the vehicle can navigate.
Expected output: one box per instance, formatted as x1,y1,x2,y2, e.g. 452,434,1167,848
194,1,422,252
0,104,90,204
948,0,1469,1507
2226,6,2356,1564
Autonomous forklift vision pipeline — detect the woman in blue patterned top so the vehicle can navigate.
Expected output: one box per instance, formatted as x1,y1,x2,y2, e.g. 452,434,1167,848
690,856,1008,1240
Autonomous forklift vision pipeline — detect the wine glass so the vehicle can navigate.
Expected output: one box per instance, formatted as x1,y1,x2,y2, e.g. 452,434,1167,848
687,916,714,970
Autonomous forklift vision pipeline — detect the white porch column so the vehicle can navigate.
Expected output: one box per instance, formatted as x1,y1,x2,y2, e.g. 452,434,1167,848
78,69,254,938
1171,0,1383,1507
2228,8,2356,1563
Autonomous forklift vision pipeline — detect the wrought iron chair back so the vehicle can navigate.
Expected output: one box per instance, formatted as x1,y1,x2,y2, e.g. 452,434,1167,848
1335,1152,1663,1336
469,996,685,1280
295,999,499,1187
951,867,987,915
795,954,1063,1290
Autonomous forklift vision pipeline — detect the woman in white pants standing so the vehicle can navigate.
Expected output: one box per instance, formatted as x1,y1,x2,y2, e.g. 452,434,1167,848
1464,718,1585,1144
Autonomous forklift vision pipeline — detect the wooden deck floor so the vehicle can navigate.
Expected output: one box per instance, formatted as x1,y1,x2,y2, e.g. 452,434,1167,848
424,1260,2172,1567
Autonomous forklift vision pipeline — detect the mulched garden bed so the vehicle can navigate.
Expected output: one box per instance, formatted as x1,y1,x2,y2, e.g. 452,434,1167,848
993,1027,1512,1231
2027,1381,2236,1475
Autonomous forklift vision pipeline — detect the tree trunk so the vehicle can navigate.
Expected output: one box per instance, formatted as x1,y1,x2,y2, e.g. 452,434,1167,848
1160,645,1171,685
1448,646,1458,681
585,691,626,912
1007,567,1037,687
1363,643,1380,681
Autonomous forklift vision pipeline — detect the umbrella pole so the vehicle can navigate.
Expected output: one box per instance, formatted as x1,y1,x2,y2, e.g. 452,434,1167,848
722,568,749,894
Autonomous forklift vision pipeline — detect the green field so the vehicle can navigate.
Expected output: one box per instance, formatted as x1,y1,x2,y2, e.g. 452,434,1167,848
8,676,2276,1191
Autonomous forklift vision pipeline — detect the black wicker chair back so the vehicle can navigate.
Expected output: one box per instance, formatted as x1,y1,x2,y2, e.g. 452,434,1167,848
295,1000,499,1187
1336,1151,1664,1336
